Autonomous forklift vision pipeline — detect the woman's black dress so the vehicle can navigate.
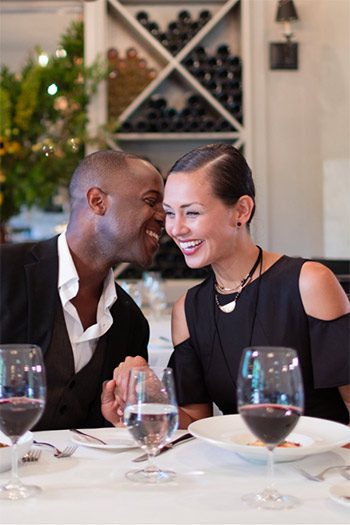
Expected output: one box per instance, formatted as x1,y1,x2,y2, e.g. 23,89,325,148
168,256,350,424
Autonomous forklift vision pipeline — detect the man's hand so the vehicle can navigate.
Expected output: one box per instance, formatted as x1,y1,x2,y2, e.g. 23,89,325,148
101,355,148,426
101,378,122,426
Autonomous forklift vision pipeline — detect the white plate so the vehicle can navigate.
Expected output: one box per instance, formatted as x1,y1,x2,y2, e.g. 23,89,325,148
0,431,33,472
189,414,350,463
329,483,350,507
70,428,138,450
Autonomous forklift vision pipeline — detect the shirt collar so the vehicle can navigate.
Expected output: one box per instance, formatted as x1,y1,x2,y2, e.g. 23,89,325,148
58,231,79,289
58,231,117,308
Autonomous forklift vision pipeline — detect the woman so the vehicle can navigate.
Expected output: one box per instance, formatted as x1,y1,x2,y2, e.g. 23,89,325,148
103,143,350,429
163,143,350,428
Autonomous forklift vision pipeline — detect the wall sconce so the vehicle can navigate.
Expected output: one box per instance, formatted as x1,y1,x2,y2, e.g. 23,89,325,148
270,0,299,70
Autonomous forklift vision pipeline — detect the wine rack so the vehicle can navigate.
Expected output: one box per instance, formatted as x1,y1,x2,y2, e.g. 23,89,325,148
86,0,250,147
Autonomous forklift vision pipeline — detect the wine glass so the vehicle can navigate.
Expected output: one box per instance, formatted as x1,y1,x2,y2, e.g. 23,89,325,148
0,344,46,500
142,272,168,318
237,346,304,510
124,366,178,483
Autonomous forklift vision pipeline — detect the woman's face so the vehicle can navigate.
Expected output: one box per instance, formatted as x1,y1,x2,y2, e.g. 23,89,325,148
163,169,236,269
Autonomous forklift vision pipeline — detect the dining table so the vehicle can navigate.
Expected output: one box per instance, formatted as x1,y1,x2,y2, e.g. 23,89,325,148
1,425,349,524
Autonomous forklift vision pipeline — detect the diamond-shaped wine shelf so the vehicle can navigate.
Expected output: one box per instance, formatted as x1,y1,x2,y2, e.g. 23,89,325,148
135,8,212,57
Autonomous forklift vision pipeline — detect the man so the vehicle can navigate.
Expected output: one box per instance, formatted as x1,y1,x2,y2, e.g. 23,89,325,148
0,150,164,430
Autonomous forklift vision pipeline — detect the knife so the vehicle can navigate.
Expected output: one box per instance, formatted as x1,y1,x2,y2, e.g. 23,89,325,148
132,432,195,462
70,428,108,445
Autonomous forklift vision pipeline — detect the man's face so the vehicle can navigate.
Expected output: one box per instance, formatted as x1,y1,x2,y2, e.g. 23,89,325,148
99,159,164,268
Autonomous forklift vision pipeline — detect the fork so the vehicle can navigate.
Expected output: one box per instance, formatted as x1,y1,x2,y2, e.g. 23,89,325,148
33,440,77,458
296,465,350,481
22,449,42,462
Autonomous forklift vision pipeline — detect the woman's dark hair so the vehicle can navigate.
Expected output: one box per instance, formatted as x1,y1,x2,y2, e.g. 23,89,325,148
167,143,256,223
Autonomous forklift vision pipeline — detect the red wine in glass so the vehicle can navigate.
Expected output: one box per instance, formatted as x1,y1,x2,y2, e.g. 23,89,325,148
0,397,44,439
239,403,302,446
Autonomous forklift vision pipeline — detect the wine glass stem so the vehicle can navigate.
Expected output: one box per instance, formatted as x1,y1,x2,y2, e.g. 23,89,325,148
10,441,21,488
146,453,158,472
266,447,275,490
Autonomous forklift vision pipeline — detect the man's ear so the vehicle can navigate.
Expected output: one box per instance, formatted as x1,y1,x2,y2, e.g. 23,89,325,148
87,187,106,215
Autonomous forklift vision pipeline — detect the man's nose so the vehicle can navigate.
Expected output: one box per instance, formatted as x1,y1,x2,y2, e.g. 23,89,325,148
154,204,165,225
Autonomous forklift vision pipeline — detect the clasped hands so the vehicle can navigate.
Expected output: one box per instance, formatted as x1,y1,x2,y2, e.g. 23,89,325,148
101,355,148,426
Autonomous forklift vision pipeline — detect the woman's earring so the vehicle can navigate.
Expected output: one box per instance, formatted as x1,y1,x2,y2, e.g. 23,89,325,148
237,221,242,228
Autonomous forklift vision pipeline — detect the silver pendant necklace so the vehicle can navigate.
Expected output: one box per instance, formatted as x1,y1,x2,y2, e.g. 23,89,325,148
215,247,263,314
215,291,240,313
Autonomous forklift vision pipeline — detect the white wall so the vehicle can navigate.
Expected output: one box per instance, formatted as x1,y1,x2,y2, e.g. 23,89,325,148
0,2,82,71
250,0,349,258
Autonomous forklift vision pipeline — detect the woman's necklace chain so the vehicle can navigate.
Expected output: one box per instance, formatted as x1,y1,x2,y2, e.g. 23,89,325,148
215,269,253,293
214,246,263,314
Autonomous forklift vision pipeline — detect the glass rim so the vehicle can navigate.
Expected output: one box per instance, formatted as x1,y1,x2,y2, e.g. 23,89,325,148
242,345,298,354
0,344,42,351
129,365,173,373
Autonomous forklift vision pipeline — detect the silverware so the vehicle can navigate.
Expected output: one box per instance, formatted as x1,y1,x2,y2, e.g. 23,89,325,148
296,465,350,482
132,432,195,463
70,428,108,445
33,440,77,458
22,449,41,463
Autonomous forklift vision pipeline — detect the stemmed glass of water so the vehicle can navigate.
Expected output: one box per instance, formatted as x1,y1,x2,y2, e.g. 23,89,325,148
237,346,304,509
124,366,178,483
0,344,46,500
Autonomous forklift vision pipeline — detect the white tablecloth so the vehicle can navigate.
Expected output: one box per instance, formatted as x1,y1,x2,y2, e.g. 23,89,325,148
1,428,349,524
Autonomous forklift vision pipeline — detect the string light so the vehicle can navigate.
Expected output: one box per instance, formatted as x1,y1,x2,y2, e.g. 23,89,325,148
38,53,49,67
47,84,58,95
55,47,67,58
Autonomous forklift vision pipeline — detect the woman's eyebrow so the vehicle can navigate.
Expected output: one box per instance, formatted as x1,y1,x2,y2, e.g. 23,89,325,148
163,202,202,208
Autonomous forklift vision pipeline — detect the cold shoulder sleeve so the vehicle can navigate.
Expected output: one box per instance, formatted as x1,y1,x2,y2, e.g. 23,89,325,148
167,338,211,406
308,313,350,388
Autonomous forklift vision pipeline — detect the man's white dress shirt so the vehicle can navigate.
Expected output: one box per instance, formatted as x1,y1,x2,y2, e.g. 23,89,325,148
57,232,117,373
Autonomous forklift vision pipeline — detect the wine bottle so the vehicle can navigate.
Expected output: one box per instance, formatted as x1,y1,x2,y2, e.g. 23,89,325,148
164,107,178,120
183,119,200,132
136,11,149,26
216,44,230,59
147,21,160,38
178,10,191,24
160,33,170,49
157,119,172,132
193,46,207,62
190,21,200,34
168,21,180,36
148,95,167,110
199,117,215,132
134,119,148,132
215,119,233,132
145,108,162,122
228,55,241,65
198,10,212,26
186,94,202,107
171,118,185,132
119,121,133,133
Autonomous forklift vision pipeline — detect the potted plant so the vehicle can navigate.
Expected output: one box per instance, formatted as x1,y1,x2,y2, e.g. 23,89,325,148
0,21,107,242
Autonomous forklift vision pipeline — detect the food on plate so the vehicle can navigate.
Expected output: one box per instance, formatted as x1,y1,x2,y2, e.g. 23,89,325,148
248,439,301,448
0,442,9,448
